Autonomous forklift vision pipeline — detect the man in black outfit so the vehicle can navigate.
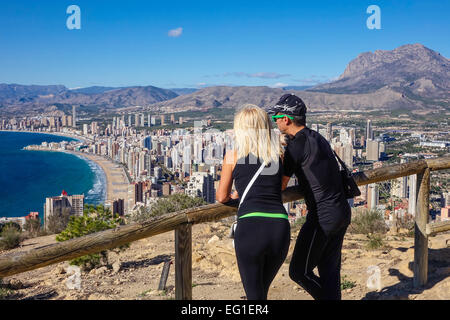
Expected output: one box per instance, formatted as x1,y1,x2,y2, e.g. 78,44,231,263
268,94,351,300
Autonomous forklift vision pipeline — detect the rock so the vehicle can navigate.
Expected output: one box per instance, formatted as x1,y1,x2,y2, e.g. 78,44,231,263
43,279,53,286
112,261,122,274
108,252,120,263
192,252,204,263
211,222,221,229
8,279,24,290
95,266,108,275
202,225,212,234
207,235,220,244
55,265,66,274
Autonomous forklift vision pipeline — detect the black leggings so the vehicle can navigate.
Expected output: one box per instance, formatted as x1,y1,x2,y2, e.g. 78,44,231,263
234,217,290,300
289,218,347,300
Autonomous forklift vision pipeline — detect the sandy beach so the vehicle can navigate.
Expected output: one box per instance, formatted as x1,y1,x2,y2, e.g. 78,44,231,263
68,151,131,209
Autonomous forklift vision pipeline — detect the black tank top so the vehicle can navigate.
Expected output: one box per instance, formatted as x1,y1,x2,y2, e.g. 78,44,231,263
232,153,287,218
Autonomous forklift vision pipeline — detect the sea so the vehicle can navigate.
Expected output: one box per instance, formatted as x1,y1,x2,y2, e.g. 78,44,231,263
0,131,106,221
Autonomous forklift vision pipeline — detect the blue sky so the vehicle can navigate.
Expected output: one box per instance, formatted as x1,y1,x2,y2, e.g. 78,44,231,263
0,0,448,89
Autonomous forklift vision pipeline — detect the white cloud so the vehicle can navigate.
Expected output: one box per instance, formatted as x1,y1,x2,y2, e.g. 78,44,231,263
222,72,290,79
291,75,336,85
271,82,289,88
168,27,183,37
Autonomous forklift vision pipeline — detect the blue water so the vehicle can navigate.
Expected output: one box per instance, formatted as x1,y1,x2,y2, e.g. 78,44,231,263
0,131,106,220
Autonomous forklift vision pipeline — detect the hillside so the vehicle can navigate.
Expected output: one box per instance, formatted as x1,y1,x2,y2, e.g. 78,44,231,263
0,85,179,115
1,221,449,300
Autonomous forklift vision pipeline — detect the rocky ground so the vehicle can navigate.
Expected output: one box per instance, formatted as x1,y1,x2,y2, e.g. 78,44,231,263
1,221,449,300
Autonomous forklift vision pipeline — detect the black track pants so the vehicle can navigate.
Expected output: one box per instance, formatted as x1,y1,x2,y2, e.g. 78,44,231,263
289,218,347,300
234,217,290,300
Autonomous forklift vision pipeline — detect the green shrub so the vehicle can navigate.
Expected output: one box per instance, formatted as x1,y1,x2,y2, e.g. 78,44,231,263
130,194,206,223
23,217,41,238
0,278,12,300
397,217,415,237
0,225,23,250
341,275,356,290
46,208,71,234
56,204,128,271
349,209,389,235
0,222,21,234
366,233,385,250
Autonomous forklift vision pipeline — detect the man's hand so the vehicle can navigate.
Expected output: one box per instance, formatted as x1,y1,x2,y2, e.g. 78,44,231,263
230,190,239,200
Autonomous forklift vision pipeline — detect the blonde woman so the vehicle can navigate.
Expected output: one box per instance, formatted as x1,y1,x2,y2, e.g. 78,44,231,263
216,104,290,300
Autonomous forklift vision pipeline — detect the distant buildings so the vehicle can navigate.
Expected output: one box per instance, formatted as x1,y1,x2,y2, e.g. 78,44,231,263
366,139,380,161
72,105,77,127
186,172,215,204
43,190,84,230
367,183,379,209
408,174,418,216
326,122,332,142
112,199,125,216
392,158,408,199
366,119,373,141
135,114,140,127
134,181,144,204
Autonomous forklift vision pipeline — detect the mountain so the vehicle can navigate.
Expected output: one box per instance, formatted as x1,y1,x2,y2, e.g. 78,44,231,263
307,43,449,102
0,84,67,104
69,86,122,95
0,85,179,114
146,44,449,112
145,86,286,113
44,86,179,106
168,88,199,96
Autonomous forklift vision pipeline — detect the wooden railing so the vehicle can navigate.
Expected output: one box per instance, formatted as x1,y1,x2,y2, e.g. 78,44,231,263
0,156,449,299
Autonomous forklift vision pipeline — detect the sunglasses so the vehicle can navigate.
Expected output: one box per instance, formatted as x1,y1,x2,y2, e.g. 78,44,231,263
271,114,294,122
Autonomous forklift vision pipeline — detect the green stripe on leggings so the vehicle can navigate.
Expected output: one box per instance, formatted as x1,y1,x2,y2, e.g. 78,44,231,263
239,212,289,220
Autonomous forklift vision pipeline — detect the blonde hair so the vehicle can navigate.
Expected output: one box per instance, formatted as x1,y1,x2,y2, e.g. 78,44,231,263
233,104,282,165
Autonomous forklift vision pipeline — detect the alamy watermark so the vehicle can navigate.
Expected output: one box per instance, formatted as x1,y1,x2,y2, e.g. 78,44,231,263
66,5,81,30
366,265,382,291
66,265,82,290
366,5,381,30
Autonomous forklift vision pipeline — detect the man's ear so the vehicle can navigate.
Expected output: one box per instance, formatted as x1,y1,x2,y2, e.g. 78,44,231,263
285,117,291,125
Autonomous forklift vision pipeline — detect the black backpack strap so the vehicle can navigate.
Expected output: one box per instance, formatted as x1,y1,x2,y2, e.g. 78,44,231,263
333,150,351,176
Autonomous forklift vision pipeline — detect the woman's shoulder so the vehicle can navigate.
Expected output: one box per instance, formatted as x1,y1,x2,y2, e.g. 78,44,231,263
224,149,238,166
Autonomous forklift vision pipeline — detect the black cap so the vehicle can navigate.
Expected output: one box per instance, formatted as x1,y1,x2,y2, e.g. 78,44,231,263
267,93,307,117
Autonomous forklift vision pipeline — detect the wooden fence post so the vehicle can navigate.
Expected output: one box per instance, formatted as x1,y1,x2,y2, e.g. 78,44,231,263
175,223,192,300
413,168,430,288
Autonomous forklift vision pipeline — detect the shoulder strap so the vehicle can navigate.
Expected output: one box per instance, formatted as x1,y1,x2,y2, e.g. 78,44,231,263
333,150,350,175
239,162,266,208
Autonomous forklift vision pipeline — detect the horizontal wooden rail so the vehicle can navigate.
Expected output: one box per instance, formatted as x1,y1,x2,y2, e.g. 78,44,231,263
0,156,449,283
426,220,450,236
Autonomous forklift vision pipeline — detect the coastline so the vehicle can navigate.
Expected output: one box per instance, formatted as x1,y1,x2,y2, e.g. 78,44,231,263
1,130,130,211
67,151,130,207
